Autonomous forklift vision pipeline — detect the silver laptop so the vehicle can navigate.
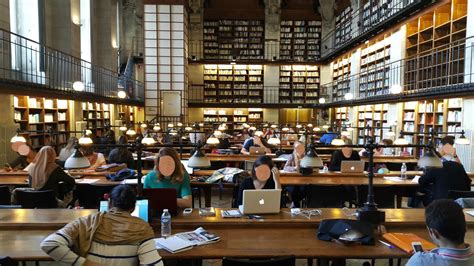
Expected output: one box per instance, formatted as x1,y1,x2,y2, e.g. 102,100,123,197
249,146,266,155
340,161,365,173
239,189,282,214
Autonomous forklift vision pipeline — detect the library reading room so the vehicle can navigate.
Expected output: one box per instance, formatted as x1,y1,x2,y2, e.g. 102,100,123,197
1,0,474,265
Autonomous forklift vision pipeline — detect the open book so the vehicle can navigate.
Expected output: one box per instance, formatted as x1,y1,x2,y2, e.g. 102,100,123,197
155,227,220,253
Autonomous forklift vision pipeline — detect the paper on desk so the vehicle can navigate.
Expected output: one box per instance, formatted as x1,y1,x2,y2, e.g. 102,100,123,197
465,211,474,217
411,175,421,184
76,178,99,184
383,176,404,182
121,177,146,185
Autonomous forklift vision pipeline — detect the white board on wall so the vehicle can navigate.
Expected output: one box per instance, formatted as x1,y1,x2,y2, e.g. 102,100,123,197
161,91,181,116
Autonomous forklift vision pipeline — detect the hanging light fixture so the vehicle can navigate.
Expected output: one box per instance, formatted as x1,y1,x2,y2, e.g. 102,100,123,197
119,125,128,132
313,127,321,132
153,124,161,131
10,133,27,143
296,124,302,129
126,128,137,137
254,130,264,137
188,146,211,168
455,131,470,145
141,133,157,145
307,123,313,128
206,135,220,145
282,125,290,132
318,98,326,104
185,126,193,131
177,122,183,127
65,148,90,169
331,137,345,146
270,124,278,129
300,144,324,168
78,133,93,145
417,148,443,169
168,123,174,128
140,122,148,129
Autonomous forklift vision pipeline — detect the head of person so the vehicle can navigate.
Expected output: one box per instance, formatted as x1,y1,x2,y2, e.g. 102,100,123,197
117,135,128,145
341,138,353,155
80,146,95,157
251,155,274,182
439,136,456,157
327,127,334,133
293,141,305,158
248,129,255,138
65,137,78,150
29,146,58,189
109,185,136,213
154,147,184,183
16,143,35,157
425,199,466,247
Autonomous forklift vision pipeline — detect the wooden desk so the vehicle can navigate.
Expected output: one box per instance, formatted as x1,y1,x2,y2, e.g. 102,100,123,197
0,209,96,229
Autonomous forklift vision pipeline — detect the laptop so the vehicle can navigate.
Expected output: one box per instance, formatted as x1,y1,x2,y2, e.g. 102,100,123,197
142,188,178,218
249,146,266,155
100,199,149,222
340,161,365,173
238,189,282,214
180,160,194,175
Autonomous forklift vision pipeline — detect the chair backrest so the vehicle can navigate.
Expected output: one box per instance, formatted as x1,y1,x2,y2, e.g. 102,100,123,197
448,190,474,200
0,186,11,205
223,256,295,266
16,190,57,209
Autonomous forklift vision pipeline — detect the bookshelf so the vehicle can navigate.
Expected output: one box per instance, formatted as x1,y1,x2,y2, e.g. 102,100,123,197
203,20,264,60
359,35,391,97
13,96,70,151
404,0,467,92
332,53,351,101
82,102,112,136
279,20,322,61
118,105,136,125
334,107,349,128
334,6,352,47
355,104,388,144
203,64,264,104
401,98,463,156
203,108,263,132
279,65,320,104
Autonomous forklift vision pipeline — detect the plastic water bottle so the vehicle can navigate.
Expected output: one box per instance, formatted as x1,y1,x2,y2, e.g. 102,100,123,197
161,209,171,237
322,164,329,173
401,163,407,180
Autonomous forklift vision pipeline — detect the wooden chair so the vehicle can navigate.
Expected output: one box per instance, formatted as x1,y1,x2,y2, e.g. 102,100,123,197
223,256,295,266
16,190,57,209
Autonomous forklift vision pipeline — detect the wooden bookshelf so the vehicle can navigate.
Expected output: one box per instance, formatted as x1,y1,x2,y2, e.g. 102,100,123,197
355,104,388,144
334,6,352,47
13,96,70,151
203,20,264,60
401,98,463,156
280,20,322,61
82,102,111,136
359,35,391,97
279,65,320,104
404,0,467,92
203,108,263,132
118,105,135,125
203,64,264,104
334,107,349,128
332,53,351,101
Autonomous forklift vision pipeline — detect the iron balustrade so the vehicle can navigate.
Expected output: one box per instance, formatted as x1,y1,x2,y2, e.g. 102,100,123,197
0,28,144,105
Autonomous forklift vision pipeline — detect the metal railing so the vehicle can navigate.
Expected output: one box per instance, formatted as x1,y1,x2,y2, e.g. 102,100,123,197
0,28,144,104
321,0,424,58
320,36,474,105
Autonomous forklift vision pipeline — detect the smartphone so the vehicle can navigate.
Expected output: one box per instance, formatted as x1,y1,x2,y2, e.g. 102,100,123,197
183,208,193,216
247,214,262,219
412,242,424,253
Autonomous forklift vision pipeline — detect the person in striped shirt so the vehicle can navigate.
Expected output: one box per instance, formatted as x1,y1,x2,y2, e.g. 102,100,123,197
41,185,163,265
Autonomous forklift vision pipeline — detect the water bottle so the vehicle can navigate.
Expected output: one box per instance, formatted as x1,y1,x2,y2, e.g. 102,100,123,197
322,164,329,173
161,209,171,237
401,163,407,180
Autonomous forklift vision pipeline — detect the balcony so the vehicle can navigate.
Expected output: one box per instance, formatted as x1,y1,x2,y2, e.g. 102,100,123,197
0,28,144,105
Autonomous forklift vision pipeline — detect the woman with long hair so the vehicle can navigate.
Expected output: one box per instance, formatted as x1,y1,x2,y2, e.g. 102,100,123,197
58,137,78,161
108,136,135,168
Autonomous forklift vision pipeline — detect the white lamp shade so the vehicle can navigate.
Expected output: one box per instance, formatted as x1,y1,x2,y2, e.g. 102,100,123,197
313,127,321,132
249,126,257,131
153,125,161,131
417,151,443,169
119,126,127,131
282,127,290,132
394,137,409,145
177,122,183,127
206,136,220,145
270,124,278,129
65,150,91,169
331,138,345,146
78,136,93,145
322,125,330,129
126,129,136,136
11,134,27,143
455,136,470,145
344,93,354,100
185,126,193,131
188,151,211,168
254,130,264,137
141,136,156,145
140,123,147,128
300,155,324,168
307,124,313,128
117,90,127,99
268,137,280,145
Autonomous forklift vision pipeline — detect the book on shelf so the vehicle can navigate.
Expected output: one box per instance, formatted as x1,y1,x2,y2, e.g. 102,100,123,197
44,99,54,109
155,227,220,254
57,100,68,109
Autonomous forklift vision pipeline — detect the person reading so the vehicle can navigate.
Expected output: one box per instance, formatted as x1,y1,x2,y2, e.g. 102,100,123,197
407,199,474,265
5,143,37,171
108,136,136,168
143,147,192,208
328,139,360,171
283,141,306,207
241,133,272,155
80,146,106,168
41,185,163,265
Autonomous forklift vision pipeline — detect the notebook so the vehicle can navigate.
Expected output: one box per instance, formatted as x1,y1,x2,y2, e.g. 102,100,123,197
382,233,437,254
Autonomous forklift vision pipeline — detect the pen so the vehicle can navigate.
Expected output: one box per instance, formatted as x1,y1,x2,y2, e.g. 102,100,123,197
379,240,394,248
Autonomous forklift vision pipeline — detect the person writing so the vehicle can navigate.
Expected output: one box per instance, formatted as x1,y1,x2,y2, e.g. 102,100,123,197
328,139,360,171
41,184,163,265
108,136,136,168
407,199,473,265
80,146,106,168
28,146,76,206
241,133,272,155
237,155,281,206
5,143,37,171
143,147,192,208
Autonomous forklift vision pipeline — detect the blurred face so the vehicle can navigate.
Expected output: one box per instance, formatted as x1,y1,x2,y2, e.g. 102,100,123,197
158,155,175,176
255,164,271,182
253,136,262,146
341,147,353,157
294,143,305,157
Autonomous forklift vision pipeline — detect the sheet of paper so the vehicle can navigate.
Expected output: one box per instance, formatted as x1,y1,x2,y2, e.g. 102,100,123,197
465,211,474,217
383,176,404,182
76,178,99,184
411,175,421,183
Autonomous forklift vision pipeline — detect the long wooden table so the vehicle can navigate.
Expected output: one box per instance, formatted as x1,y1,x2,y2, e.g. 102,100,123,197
1,208,473,261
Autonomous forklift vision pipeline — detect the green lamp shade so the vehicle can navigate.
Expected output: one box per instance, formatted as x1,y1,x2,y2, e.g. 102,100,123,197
417,150,443,169
188,150,211,168
300,155,324,168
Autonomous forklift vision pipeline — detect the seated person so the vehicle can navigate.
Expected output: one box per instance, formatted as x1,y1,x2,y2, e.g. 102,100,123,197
58,137,78,161
237,155,281,206
28,146,75,206
319,128,337,145
5,143,37,171
407,199,473,265
328,139,360,171
241,133,272,155
143,147,192,208
108,136,136,168
41,185,163,265
80,146,106,168
283,141,305,172
358,139,393,157
438,136,461,164
418,155,471,205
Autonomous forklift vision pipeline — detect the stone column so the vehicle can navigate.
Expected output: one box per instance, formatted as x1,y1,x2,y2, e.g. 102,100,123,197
319,0,336,57
44,0,80,57
263,0,281,104
0,0,9,29
188,0,203,59
91,0,118,71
